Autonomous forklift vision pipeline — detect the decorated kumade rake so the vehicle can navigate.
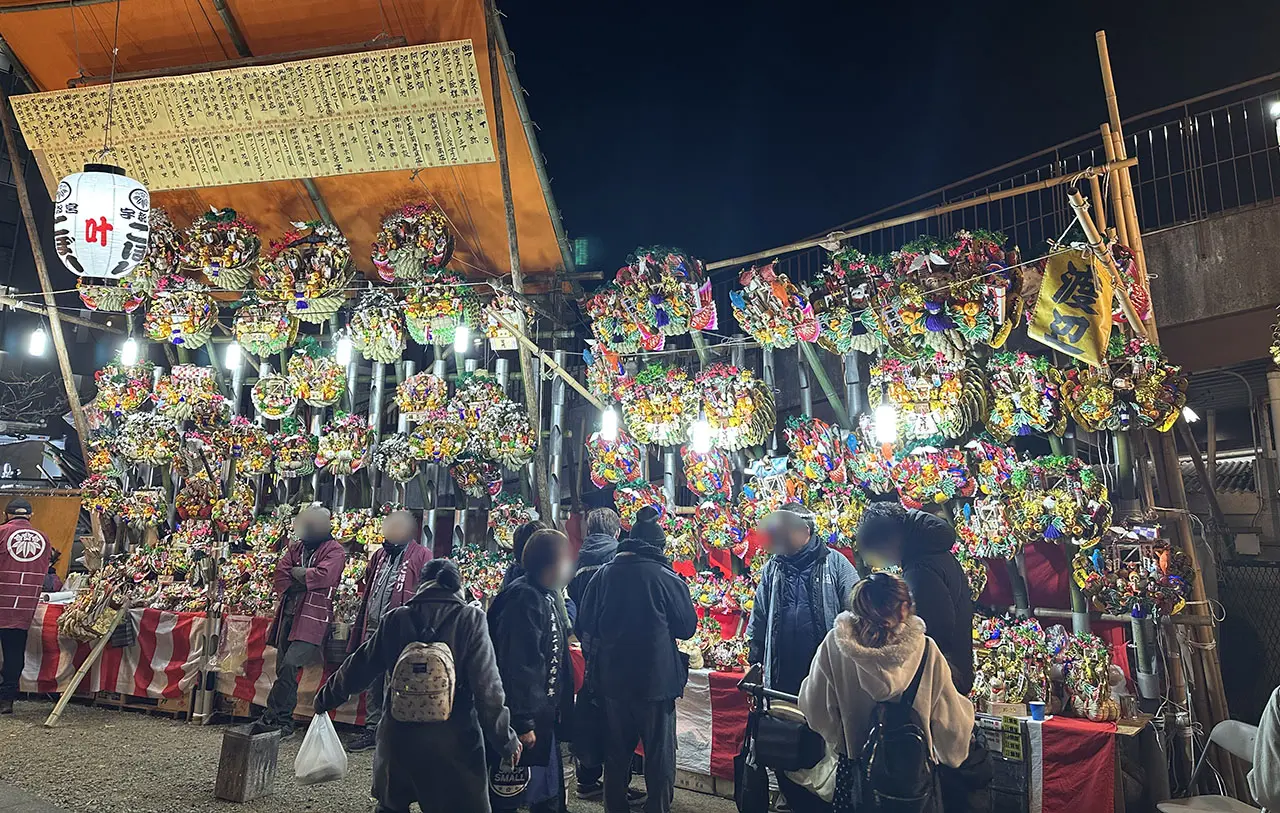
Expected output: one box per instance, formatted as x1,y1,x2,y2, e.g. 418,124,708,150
985,351,1066,441
94,362,154,416
270,419,317,479
844,426,895,495
619,364,699,446
479,399,538,469
286,344,346,407
587,429,644,488
153,364,222,422
255,221,353,323
144,275,217,349
483,288,534,349
251,373,297,420
698,364,774,451
374,433,419,483
1072,524,1191,619
1061,336,1187,432
967,439,1018,497
952,543,989,601
695,500,748,553
730,261,819,349
409,417,468,464
681,446,734,502
350,288,408,363
784,415,847,484
957,499,1020,559
889,446,975,508
222,417,273,476
811,483,865,551
869,353,987,443
179,208,261,290
316,413,374,476
77,277,144,314
128,207,183,294
614,482,672,530
396,371,449,421
614,246,716,338
449,457,503,499
1005,455,1113,548
449,372,509,438
233,298,298,357
371,201,454,282
489,492,539,550
116,412,181,466
585,283,650,353
584,345,628,402
403,270,481,345
813,249,881,355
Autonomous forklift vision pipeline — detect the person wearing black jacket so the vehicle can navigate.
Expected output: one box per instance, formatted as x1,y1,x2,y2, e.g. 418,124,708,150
499,519,549,592
857,501,991,813
578,506,698,813
488,529,576,813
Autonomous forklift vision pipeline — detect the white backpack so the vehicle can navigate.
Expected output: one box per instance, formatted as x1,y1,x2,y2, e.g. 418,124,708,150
389,621,455,723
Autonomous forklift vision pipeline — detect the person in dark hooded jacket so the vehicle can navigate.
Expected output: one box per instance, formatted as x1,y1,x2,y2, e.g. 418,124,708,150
857,501,991,813
316,559,519,813
568,507,620,610
578,506,698,813
499,519,549,592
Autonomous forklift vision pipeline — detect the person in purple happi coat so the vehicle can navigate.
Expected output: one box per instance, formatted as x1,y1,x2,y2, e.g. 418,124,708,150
260,505,345,736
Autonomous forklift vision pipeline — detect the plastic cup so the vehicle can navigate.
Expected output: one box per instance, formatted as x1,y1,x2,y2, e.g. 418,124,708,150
1028,701,1046,721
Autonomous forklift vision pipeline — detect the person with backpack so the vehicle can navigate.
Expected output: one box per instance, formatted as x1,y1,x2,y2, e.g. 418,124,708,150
487,528,577,813
343,510,434,754
798,573,976,813
316,559,521,813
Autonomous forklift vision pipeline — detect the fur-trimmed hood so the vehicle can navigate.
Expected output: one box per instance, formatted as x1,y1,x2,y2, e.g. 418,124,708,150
832,613,928,702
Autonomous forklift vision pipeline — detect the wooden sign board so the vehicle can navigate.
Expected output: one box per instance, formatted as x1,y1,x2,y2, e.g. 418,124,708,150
11,40,495,193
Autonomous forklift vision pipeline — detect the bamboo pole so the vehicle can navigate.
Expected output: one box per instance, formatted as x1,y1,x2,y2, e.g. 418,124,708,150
0,294,125,334
1066,191,1148,338
44,604,128,727
490,311,605,409
1112,129,1152,295
707,158,1135,271
1088,171,1107,233
798,342,852,427
485,0,550,522
1100,125,1130,247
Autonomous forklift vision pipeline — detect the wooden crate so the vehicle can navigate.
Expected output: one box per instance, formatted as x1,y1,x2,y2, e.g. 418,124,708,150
214,692,256,720
94,690,191,719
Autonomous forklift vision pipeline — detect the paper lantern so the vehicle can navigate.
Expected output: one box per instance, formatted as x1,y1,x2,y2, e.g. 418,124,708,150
53,164,150,280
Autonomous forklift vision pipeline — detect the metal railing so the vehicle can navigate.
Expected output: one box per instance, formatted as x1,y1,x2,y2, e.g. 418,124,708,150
708,73,1280,308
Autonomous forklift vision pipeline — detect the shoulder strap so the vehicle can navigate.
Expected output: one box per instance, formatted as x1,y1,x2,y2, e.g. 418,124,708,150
900,641,929,708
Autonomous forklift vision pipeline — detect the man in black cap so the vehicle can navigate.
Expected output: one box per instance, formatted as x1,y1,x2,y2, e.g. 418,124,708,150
578,505,698,813
0,498,52,714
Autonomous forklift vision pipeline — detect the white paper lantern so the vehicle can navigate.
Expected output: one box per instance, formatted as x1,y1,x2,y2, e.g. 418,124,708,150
52,163,150,280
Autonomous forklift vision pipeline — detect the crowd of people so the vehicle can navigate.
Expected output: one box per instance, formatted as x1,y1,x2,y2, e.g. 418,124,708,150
238,496,995,813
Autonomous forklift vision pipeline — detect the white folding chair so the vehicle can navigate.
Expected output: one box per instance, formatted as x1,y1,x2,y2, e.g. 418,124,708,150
1158,720,1261,813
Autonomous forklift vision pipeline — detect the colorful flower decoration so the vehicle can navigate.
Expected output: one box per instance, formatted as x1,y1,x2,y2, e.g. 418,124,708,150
844,428,895,495
890,447,974,509
586,429,644,488
972,617,1054,706
814,249,882,355
371,201,454,282
233,299,298,357
687,571,755,615
144,274,217,349
695,500,748,553
374,433,419,483
220,551,278,617
395,371,449,420
698,364,775,451
153,364,222,422
450,457,503,499
86,437,117,475
174,472,217,520
785,415,847,484
1058,631,1120,722
665,515,700,564
483,288,534,346
244,508,294,553
222,416,272,475
952,543,989,601
967,439,1018,497
270,418,317,479
213,481,256,534
180,208,261,290
812,483,865,551
957,499,1020,559
119,488,167,529
77,278,145,313
333,551,369,624
94,362,154,416
985,352,1066,441
117,412,181,465
83,473,123,514
1061,336,1187,433
402,270,481,345
1006,456,1113,548
408,417,468,464
614,482,672,530
478,399,537,469
256,221,353,322
730,261,818,349
584,283,649,353
452,543,508,602
316,412,373,476
614,246,716,338
331,510,370,542
448,372,509,439
1072,527,1191,619
619,364,698,446
869,353,987,443
489,492,539,550
128,208,182,294
350,287,407,363
286,342,346,407
681,446,734,502
584,345,628,402
251,373,297,420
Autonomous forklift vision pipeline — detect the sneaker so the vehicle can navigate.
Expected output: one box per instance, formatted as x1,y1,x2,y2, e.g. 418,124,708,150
346,730,377,753
0,700,13,715
627,787,647,805
576,781,603,800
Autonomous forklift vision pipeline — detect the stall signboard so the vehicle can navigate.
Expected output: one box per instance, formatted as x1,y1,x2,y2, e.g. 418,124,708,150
1028,249,1113,367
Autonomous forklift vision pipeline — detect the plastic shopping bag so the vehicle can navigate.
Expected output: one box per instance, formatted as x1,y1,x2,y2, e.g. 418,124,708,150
294,712,348,785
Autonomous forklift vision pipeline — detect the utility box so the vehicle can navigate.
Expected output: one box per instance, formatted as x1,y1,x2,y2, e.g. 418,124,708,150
214,722,281,803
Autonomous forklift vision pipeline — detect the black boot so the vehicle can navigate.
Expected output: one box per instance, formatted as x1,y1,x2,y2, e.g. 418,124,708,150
0,700,14,715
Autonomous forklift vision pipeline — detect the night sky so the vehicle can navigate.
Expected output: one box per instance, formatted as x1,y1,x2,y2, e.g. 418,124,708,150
503,0,1280,267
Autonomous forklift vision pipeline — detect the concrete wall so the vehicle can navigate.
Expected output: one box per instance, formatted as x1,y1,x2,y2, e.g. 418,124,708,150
1147,202,1280,327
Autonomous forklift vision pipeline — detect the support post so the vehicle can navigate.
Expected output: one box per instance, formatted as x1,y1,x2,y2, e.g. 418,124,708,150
423,355,447,553
368,361,387,499
485,0,551,523
453,358,478,553
798,345,813,416
663,449,678,506
843,352,867,419
799,342,851,426
762,349,777,454
1206,408,1217,493
549,349,567,525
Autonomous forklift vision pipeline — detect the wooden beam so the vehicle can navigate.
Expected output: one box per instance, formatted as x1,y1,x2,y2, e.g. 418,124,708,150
0,293,124,334
489,310,603,409
0,0,114,13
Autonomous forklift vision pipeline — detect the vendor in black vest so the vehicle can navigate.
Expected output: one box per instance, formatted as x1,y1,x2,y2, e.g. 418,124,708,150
857,501,992,813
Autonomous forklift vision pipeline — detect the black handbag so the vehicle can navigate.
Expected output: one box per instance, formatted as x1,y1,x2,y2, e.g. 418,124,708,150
735,714,771,813
753,704,826,772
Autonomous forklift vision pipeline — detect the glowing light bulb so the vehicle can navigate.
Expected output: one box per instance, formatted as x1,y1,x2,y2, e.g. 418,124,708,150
120,336,139,366
1182,406,1200,423
874,403,897,445
1270,100,1280,119
600,406,619,442
689,418,712,454
224,340,241,370
454,322,471,353
27,325,47,356
335,334,353,367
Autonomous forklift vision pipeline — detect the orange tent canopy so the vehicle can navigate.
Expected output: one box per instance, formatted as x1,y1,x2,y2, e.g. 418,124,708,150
0,0,571,281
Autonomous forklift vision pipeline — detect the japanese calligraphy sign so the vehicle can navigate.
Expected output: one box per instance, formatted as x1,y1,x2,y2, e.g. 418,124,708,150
1029,249,1113,366
12,41,494,193
54,164,150,279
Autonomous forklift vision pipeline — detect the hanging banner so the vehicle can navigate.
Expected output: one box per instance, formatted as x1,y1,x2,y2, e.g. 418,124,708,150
11,40,495,193
1028,249,1113,367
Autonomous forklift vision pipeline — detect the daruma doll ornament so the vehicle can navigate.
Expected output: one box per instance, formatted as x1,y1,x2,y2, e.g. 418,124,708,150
53,164,150,279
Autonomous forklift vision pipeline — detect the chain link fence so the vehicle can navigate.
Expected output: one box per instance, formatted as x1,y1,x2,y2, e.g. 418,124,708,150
1218,561,1280,723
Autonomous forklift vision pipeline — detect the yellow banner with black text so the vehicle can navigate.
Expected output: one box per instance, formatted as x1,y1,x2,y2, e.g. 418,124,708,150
1029,249,1113,367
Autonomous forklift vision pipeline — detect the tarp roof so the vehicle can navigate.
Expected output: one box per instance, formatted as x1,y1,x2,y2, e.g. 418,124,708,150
0,0,570,281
